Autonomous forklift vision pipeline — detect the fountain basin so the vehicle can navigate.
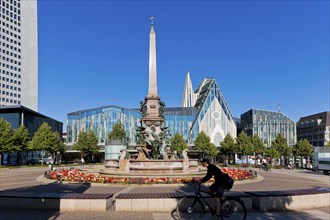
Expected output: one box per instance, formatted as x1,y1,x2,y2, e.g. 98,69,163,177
101,158,203,177
130,160,183,170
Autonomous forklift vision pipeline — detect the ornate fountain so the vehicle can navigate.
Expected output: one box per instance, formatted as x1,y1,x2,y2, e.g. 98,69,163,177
101,17,201,177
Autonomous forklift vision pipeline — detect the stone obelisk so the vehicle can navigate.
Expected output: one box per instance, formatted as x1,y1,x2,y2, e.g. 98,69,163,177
141,17,164,141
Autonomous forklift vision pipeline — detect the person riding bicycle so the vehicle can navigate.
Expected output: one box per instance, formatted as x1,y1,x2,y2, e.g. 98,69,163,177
261,162,268,171
197,158,227,216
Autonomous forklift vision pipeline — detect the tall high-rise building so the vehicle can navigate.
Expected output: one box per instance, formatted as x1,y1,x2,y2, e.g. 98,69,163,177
0,0,38,111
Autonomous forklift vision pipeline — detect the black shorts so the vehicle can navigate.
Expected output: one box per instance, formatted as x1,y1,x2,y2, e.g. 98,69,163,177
209,183,226,197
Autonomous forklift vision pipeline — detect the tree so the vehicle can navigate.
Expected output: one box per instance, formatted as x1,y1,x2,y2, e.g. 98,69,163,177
170,133,187,154
271,133,292,165
29,122,64,162
73,130,99,161
236,131,253,164
293,139,313,157
49,131,65,162
194,131,217,158
293,139,313,168
12,125,30,165
267,146,280,165
108,121,126,143
219,134,235,164
0,118,14,164
251,134,266,163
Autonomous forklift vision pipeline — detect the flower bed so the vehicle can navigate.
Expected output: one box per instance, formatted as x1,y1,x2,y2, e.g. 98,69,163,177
49,167,253,184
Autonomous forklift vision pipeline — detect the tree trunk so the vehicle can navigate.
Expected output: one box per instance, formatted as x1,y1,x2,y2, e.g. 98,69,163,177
16,151,20,166
307,155,310,169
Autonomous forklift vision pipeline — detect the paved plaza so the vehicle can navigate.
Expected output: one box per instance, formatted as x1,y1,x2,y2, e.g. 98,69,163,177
0,167,329,219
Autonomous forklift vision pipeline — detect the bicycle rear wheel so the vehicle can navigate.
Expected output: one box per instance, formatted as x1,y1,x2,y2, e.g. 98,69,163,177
220,198,247,220
177,197,204,220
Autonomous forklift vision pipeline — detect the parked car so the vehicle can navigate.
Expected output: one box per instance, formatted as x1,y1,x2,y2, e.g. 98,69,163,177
39,158,54,164
26,158,40,165
236,158,243,164
236,158,255,165
46,158,54,164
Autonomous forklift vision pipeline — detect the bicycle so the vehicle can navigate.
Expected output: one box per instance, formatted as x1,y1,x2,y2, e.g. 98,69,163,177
176,182,247,220
260,164,271,172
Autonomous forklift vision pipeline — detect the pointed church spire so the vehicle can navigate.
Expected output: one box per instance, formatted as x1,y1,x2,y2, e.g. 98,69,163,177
182,71,196,107
148,16,157,97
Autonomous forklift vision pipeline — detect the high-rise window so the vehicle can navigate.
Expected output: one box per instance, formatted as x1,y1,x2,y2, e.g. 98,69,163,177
0,0,37,110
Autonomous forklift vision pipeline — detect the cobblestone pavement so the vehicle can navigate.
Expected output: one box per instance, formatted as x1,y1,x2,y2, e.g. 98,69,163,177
0,167,329,220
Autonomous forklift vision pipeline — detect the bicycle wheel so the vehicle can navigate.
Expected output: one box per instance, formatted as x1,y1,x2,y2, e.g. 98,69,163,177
220,198,247,220
177,197,204,220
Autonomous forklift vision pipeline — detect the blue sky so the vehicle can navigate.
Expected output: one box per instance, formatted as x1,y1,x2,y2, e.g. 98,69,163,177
38,0,329,130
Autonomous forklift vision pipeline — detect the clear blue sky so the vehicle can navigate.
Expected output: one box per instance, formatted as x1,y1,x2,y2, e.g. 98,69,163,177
38,0,329,131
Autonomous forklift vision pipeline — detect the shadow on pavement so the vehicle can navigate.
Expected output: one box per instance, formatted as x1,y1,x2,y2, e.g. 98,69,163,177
0,181,92,194
0,181,92,220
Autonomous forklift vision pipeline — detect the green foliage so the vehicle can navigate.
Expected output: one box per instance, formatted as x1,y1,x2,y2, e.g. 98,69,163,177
28,122,63,154
325,142,330,147
219,134,235,156
251,134,266,155
0,118,14,153
12,125,30,152
170,133,187,154
73,130,99,156
51,131,65,154
271,133,291,156
236,131,253,158
108,121,126,142
194,131,217,157
268,146,281,159
293,139,313,157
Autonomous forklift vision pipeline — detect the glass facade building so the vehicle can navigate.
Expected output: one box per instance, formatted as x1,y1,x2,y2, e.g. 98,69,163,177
66,78,237,147
240,109,296,148
67,105,198,146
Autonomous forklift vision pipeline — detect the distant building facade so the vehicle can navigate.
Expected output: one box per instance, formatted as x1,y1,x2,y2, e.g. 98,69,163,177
0,105,63,137
240,109,296,148
0,105,63,165
66,77,237,147
296,111,330,147
0,0,38,111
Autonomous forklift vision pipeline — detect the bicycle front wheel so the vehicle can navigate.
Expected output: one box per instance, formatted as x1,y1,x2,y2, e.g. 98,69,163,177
177,197,204,220
221,198,247,220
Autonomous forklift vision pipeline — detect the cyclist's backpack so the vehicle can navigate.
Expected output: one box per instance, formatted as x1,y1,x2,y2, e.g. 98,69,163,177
222,173,234,190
